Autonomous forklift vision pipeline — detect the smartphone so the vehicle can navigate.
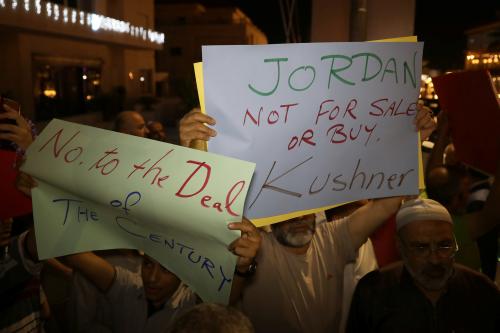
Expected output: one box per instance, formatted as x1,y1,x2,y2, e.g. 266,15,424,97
0,96,21,151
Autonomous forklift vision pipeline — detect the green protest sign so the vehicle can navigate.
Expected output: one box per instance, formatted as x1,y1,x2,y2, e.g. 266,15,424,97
21,119,255,303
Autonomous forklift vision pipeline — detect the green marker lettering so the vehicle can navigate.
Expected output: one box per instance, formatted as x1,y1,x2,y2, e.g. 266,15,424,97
404,51,417,88
321,54,355,89
352,52,382,82
248,57,288,96
381,57,398,84
288,65,316,91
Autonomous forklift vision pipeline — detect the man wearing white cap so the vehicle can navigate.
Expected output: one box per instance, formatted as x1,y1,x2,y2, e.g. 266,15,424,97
346,198,499,333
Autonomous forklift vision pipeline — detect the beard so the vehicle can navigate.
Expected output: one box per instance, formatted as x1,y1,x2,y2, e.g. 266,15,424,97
403,255,454,291
273,225,315,248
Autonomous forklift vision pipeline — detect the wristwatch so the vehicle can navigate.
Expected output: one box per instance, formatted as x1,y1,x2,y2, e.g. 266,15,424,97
235,259,257,278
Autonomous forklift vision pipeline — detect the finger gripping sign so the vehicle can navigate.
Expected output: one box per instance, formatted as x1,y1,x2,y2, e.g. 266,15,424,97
21,119,255,304
202,42,423,224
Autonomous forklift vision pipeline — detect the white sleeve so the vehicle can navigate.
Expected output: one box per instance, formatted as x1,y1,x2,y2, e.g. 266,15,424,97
353,238,378,281
106,266,142,304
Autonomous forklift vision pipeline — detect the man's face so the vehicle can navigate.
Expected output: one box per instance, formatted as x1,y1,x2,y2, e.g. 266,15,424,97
398,220,456,291
141,256,180,307
272,214,316,248
147,122,167,142
121,113,149,137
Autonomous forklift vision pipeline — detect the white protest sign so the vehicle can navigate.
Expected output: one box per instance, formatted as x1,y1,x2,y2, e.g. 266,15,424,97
203,42,423,223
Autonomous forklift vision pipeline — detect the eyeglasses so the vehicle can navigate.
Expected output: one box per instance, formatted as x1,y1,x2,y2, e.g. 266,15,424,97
403,240,459,259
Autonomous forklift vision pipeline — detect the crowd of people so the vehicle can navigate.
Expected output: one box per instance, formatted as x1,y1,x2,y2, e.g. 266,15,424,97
1,99,499,333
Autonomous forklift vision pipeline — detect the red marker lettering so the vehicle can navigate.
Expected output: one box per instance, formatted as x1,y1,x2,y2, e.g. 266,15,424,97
175,161,212,198
38,128,81,158
225,180,245,217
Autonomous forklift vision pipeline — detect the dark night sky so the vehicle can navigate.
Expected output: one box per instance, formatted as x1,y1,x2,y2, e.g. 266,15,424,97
156,0,500,71
414,0,499,70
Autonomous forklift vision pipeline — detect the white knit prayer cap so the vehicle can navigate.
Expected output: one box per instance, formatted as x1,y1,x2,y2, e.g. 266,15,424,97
396,198,452,231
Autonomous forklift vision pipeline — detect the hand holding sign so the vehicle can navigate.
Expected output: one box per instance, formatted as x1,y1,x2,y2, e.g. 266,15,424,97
179,108,217,147
413,105,436,141
228,217,261,271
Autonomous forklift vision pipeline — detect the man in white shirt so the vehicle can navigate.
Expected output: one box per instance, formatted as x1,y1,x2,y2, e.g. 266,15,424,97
178,105,436,332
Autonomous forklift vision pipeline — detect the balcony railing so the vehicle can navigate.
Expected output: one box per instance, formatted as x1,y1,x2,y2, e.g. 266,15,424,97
0,0,165,49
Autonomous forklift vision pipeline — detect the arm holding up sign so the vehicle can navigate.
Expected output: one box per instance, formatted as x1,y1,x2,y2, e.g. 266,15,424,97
227,218,261,304
346,105,436,250
61,221,259,306
64,252,116,293
425,111,451,177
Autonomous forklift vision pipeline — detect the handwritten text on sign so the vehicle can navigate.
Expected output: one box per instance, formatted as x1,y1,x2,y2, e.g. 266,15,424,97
203,42,423,221
21,119,255,304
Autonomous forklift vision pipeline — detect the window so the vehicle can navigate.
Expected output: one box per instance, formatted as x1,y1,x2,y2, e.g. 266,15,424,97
33,60,102,121
139,69,153,94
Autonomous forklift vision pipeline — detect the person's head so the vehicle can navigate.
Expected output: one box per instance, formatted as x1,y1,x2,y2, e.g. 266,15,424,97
271,214,316,249
113,111,149,137
426,165,470,214
141,255,181,308
396,199,457,292
147,121,167,142
169,303,254,333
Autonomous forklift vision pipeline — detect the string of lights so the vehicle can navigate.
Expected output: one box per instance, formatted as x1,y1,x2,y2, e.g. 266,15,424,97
0,0,165,45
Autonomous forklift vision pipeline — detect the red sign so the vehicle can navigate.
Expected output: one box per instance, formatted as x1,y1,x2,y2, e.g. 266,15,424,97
433,70,500,174
0,150,32,219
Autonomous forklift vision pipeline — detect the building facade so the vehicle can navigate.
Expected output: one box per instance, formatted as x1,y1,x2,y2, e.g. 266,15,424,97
155,3,267,98
0,0,164,124
310,0,416,42
465,21,500,95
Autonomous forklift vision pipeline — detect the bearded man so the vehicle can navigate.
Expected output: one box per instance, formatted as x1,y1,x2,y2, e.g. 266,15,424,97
346,198,499,333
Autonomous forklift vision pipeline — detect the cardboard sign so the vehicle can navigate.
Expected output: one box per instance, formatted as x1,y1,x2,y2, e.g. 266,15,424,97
432,70,500,174
202,41,423,223
21,119,255,303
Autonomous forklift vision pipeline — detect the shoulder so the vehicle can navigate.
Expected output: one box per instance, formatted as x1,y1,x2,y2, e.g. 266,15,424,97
316,217,349,239
357,262,404,291
449,265,499,308
452,264,499,293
